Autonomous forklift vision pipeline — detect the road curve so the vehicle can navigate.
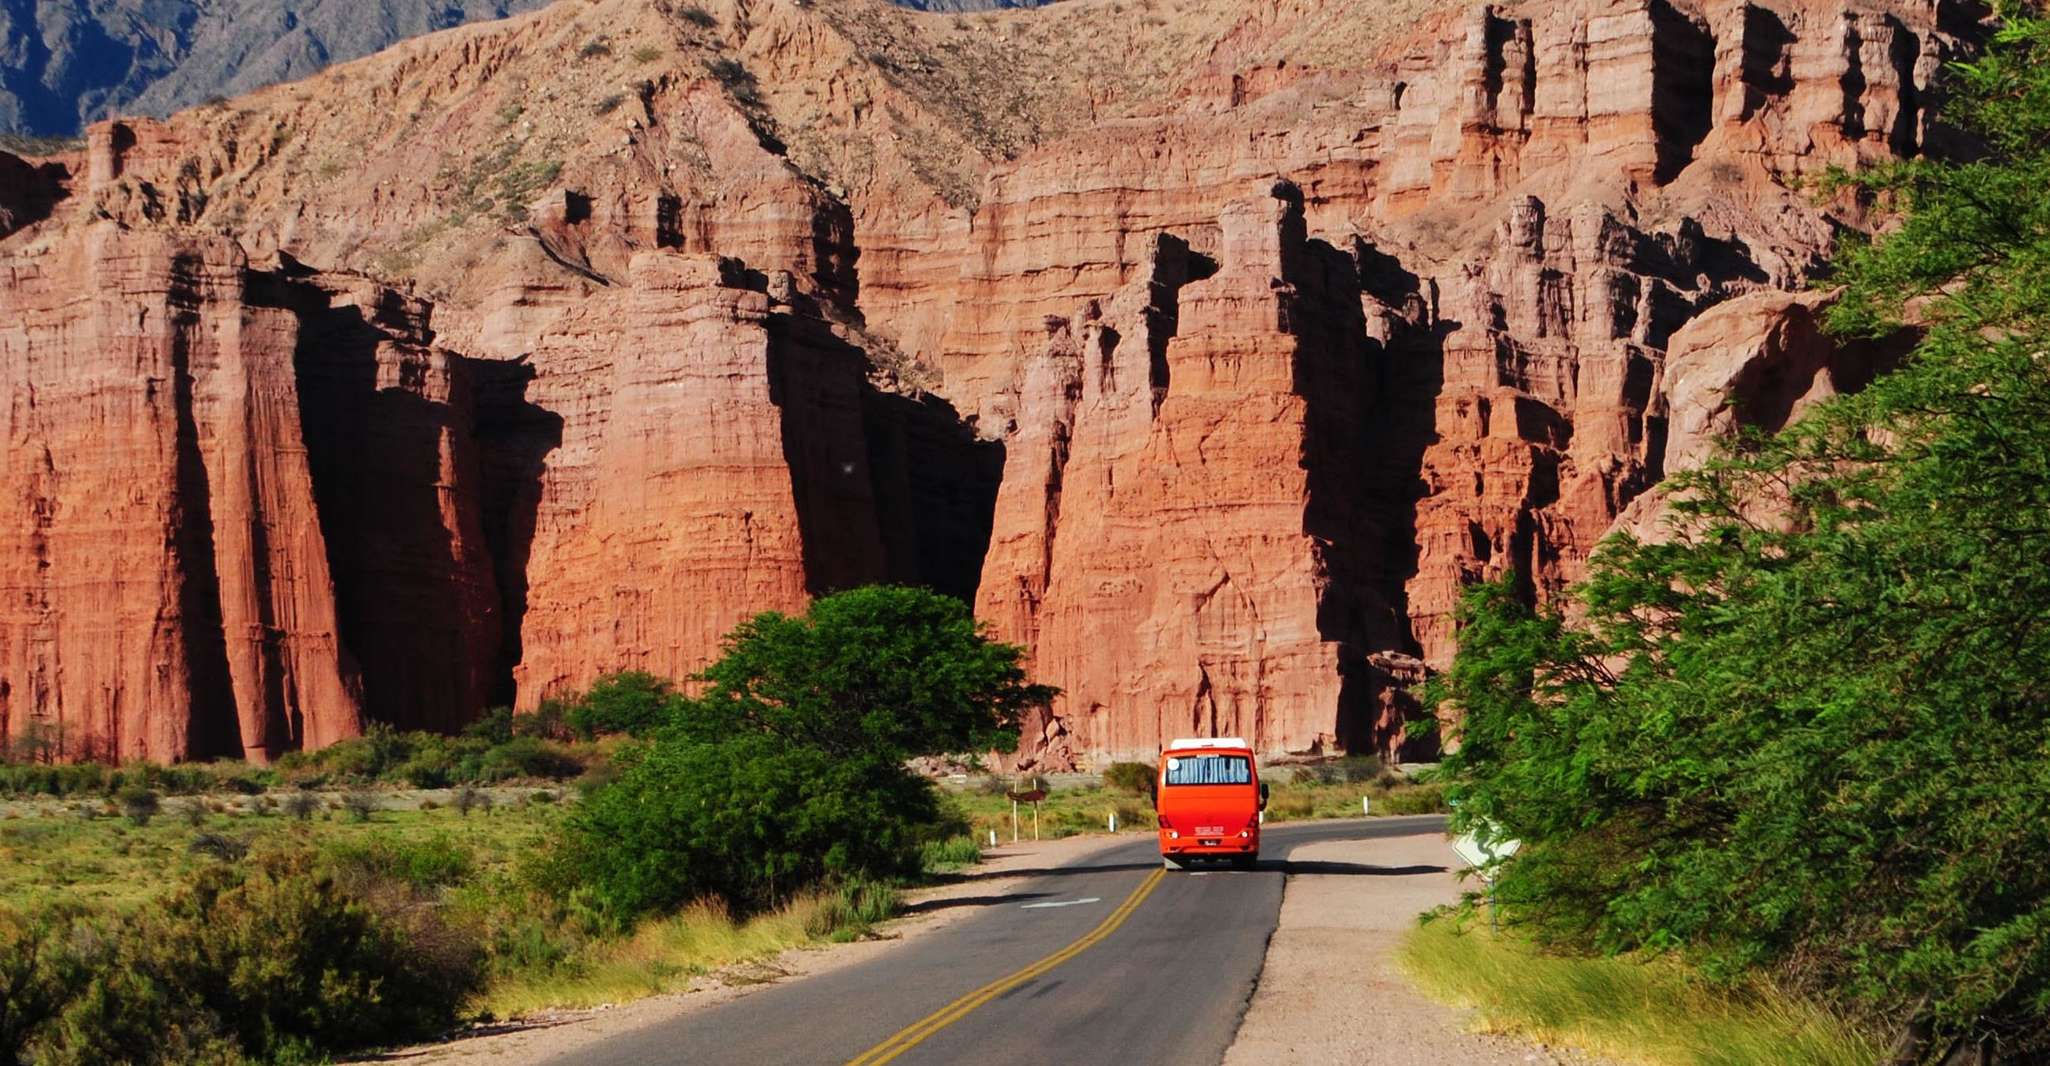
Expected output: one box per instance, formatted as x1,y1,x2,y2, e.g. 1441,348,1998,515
544,815,1450,1066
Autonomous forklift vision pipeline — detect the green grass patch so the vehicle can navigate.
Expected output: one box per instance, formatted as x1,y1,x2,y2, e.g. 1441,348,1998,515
919,834,982,872
1398,920,1883,1066
0,801,554,912
478,882,891,1018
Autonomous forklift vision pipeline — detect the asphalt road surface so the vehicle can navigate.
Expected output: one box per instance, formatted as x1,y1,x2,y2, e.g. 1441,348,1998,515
544,814,1450,1066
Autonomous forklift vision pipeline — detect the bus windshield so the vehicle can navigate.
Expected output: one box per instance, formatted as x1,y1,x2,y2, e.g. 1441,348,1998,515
1163,754,1251,786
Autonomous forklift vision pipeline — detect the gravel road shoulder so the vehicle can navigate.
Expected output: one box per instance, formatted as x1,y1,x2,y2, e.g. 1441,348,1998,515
1224,832,1614,1066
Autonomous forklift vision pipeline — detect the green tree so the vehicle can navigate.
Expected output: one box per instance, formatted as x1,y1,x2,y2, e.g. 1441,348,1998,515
551,586,1052,920
565,671,679,739
1426,10,2050,1060
682,585,1052,759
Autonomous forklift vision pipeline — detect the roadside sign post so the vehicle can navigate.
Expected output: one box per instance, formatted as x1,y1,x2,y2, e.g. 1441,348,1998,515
1007,787,1048,844
1450,828,1522,935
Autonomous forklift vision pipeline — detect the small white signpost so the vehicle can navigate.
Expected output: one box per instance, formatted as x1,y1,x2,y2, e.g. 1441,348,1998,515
1450,827,1522,933
1450,831,1521,871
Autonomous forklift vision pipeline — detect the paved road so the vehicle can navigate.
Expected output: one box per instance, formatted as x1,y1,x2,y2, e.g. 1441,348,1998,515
545,815,1450,1066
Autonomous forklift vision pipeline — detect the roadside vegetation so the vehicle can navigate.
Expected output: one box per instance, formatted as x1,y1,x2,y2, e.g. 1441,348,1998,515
0,586,1040,1065
1400,921,1882,1066
0,584,1444,1063
1420,12,2050,1063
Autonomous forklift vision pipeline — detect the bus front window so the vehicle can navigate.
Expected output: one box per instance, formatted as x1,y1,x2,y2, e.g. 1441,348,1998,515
1162,754,1251,786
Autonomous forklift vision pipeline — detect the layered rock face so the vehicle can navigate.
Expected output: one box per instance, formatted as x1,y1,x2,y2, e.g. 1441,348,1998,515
505,256,884,702
0,0,1973,764
978,185,1405,762
286,272,503,736
0,220,986,759
0,226,363,761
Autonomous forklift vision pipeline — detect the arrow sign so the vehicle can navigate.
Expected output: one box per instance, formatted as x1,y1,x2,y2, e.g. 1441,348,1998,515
1020,897,1101,909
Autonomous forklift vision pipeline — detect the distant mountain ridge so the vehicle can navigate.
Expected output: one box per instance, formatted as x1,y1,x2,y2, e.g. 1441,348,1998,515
0,0,1055,138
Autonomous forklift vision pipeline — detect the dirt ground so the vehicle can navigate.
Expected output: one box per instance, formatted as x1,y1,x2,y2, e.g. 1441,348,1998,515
1223,832,1613,1065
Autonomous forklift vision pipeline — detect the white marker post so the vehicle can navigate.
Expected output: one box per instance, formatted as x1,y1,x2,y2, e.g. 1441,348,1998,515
1363,796,1371,816
1108,812,1118,832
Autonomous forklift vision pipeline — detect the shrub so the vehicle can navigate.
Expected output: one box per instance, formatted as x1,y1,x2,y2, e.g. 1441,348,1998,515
512,700,574,742
678,5,716,28
223,773,268,796
187,833,248,863
478,737,582,782
179,798,208,828
632,45,664,63
550,736,935,919
1373,780,1448,815
116,786,159,827
578,39,612,59
340,792,377,822
567,671,677,739
1100,762,1155,795
1292,754,1386,785
454,785,491,818
546,587,1052,921
464,707,517,745
283,792,319,822
399,753,453,790
2,849,483,1063
595,93,625,116
0,909,78,1061
802,879,895,941
919,836,981,872
323,835,474,889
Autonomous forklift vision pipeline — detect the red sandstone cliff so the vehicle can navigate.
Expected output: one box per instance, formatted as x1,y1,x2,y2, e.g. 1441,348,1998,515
0,0,1974,763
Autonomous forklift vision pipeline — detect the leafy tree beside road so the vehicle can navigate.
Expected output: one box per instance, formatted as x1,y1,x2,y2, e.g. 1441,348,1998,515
1426,10,2050,1062
550,586,1054,921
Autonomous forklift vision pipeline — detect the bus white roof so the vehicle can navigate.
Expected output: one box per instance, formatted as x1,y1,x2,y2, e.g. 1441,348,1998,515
1166,737,1250,751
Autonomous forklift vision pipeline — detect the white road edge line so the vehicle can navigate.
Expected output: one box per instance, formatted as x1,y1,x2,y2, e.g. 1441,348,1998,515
1019,897,1103,909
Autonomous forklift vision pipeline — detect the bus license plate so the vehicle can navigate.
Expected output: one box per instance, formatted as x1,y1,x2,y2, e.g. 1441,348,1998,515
1196,826,1224,836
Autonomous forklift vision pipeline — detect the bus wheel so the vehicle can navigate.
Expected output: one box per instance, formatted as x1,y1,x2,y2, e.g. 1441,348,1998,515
1162,855,1184,871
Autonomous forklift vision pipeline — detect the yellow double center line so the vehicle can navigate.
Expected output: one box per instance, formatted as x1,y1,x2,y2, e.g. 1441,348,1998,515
845,866,1169,1066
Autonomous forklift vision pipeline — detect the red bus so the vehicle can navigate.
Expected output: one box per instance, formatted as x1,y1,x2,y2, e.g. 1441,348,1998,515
1155,738,1267,870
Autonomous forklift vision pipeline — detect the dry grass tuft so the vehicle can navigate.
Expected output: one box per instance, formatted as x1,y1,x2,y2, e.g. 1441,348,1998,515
1398,920,1882,1066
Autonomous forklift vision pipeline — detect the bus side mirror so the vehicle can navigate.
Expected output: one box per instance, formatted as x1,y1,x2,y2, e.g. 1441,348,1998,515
1259,782,1270,810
